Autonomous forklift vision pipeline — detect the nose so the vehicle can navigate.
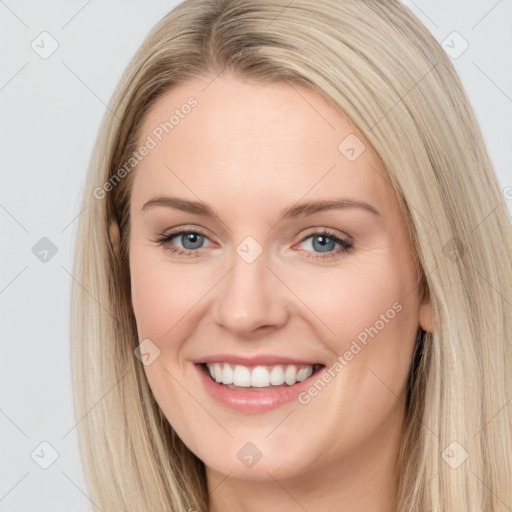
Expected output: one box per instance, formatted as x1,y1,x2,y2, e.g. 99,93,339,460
212,249,290,338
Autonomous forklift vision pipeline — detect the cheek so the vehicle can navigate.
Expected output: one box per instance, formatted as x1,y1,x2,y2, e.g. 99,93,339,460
283,252,421,393
129,245,207,442
286,256,418,343
129,244,206,343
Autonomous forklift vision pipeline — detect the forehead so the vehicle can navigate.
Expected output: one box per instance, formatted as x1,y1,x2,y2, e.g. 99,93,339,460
131,75,397,218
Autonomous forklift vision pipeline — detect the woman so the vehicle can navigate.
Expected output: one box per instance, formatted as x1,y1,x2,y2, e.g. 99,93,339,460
70,0,512,510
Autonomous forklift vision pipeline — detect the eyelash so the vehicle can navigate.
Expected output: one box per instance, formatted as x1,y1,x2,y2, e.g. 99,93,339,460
153,227,354,261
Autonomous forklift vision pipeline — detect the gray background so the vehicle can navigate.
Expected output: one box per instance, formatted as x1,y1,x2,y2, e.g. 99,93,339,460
1,1,511,510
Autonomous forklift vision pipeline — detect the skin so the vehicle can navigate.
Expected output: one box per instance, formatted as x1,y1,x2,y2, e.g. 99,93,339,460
117,73,433,512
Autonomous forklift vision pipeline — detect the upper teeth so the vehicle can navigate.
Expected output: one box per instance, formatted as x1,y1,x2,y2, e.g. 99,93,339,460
206,363,315,387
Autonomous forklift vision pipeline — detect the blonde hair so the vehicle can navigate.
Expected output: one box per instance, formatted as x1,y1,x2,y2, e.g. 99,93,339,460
70,0,512,510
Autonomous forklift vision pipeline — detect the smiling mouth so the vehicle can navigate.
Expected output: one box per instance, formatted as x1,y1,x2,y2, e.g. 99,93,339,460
200,362,325,391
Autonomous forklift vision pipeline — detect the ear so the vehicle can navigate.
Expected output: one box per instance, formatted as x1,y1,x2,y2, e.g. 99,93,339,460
418,294,436,333
108,218,121,260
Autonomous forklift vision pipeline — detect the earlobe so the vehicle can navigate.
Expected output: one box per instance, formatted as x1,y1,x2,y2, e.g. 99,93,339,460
419,298,436,333
108,218,121,260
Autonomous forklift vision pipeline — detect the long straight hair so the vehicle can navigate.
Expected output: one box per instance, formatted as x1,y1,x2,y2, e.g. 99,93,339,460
70,1,512,510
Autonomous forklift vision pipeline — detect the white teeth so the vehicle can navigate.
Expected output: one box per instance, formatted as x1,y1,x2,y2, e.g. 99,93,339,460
221,364,234,385
296,366,313,382
284,365,297,385
270,365,285,385
233,365,251,387
205,362,317,387
213,363,223,383
251,366,270,387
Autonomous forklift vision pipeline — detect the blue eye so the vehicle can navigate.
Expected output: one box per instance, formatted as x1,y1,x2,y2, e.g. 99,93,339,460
297,231,354,259
175,232,205,250
155,228,354,260
156,229,210,256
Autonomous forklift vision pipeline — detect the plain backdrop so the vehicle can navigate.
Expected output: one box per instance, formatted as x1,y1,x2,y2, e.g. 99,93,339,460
1,1,511,510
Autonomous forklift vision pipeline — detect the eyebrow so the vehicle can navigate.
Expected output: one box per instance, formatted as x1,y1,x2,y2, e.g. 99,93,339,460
142,196,380,218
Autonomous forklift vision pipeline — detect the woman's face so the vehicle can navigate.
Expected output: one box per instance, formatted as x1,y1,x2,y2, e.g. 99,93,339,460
127,74,431,482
